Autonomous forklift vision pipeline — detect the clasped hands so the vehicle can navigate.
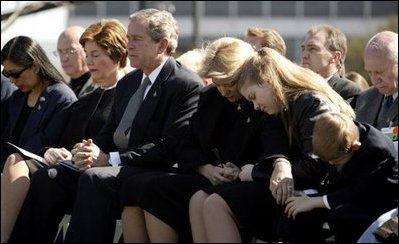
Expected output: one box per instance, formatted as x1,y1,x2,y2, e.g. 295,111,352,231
70,139,109,171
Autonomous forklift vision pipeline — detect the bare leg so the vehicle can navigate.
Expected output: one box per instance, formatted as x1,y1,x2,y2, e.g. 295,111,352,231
203,193,241,242
1,153,30,243
121,206,149,243
189,190,209,243
145,210,178,243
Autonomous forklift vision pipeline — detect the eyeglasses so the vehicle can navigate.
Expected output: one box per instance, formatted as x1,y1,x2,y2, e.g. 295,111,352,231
53,48,80,57
2,65,31,79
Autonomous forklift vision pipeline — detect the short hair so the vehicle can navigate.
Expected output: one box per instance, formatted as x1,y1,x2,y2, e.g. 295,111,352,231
345,71,369,90
1,36,65,83
312,112,359,161
129,8,179,54
307,24,347,76
80,19,128,68
365,31,398,64
199,37,254,85
246,27,287,55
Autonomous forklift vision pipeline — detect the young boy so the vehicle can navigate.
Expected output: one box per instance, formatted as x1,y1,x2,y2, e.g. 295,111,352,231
284,112,398,243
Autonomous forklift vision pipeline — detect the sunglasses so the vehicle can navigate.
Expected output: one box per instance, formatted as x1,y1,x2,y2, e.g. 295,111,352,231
2,65,31,79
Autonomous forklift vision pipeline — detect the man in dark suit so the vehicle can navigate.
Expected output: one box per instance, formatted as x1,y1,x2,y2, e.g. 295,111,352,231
301,24,362,107
355,31,398,130
8,9,202,243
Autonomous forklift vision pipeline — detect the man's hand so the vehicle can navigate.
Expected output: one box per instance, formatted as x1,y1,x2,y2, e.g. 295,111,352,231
71,139,108,171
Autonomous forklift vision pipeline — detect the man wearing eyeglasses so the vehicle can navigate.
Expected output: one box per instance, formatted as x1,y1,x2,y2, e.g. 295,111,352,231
55,26,96,97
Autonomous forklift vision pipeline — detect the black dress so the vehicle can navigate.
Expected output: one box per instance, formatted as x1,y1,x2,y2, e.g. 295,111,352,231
119,85,288,242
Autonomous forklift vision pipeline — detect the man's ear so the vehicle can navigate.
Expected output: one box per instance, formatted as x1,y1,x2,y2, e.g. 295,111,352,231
158,38,169,54
331,51,342,63
350,141,362,152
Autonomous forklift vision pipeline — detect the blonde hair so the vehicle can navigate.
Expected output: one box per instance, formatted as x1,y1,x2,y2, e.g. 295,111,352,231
236,47,355,118
199,37,254,85
345,71,370,90
246,27,287,55
176,48,205,74
312,112,359,161
308,24,347,76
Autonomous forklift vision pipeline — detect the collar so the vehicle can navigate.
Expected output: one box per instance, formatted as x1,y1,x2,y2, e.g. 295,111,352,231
142,57,169,85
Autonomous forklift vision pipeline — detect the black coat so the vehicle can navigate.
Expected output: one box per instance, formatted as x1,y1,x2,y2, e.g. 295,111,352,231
177,85,288,172
94,57,203,168
328,73,362,107
61,87,115,150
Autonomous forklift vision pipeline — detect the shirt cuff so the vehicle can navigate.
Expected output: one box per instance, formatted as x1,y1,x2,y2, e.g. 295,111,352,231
303,189,318,195
109,151,121,167
323,195,331,209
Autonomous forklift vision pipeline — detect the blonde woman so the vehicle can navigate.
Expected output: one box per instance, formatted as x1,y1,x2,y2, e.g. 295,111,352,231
194,47,355,242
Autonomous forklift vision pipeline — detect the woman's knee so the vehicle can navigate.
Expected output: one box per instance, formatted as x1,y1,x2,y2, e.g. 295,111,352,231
4,153,24,169
3,153,29,176
189,190,208,209
203,193,229,214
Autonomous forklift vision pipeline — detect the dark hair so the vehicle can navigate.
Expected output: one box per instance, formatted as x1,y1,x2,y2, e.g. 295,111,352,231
1,36,65,83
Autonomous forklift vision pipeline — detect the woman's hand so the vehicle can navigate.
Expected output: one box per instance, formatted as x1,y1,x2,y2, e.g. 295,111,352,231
285,194,324,219
196,164,234,186
269,158,294,205
44,147,72,165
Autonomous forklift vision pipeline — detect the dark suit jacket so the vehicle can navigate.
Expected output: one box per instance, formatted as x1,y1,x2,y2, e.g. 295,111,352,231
320,122,397,212
61,87,115,150
1,82,77,164
1,73,16,102
95,57,203,168
355,87,398,129
1,74,17,139
177,85,288,172
328,73,362,107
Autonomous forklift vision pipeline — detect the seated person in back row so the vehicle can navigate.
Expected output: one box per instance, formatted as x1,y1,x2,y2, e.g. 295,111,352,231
355,31,398,130
284,112,398,243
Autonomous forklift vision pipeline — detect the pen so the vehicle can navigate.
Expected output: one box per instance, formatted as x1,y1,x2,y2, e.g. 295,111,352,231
212,148,224,168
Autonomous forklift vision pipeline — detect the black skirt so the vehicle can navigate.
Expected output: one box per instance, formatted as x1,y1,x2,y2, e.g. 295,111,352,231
120,171,210,242
202,181,280,241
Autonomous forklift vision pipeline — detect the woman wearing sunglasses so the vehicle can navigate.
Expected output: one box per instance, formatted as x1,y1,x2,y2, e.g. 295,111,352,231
1,36,77,242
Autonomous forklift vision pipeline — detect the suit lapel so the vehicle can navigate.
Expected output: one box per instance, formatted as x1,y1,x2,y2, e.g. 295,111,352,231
129,58,174,144
367,91,383,126
386,97,398,125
